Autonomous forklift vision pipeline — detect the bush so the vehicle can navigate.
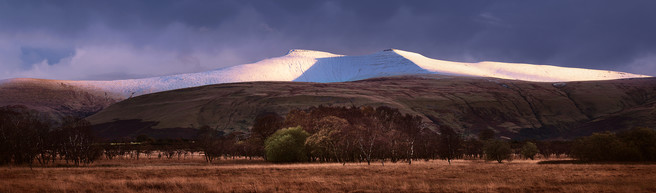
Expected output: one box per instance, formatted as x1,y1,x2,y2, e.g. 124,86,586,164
485,140,512,163
520,142,539,160
265,126,309,162
617,127,656,161
573,132,622,161
573,128,656,162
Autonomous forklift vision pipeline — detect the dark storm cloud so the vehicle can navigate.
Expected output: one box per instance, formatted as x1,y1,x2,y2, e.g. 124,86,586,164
1,0,655,80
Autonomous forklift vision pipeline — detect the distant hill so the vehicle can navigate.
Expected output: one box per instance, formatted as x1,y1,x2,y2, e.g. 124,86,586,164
86,75,656,140
0,78,122,121
1,49,652,138
1,49,648,99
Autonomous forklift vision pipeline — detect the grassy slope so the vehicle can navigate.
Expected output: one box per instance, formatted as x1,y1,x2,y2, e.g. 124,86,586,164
86,75,656,140
0,78,123,120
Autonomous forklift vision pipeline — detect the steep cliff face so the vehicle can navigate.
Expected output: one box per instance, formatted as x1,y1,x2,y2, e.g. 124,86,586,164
87,75,656,140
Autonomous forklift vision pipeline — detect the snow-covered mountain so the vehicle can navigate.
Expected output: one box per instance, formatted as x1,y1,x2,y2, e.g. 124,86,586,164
3,49,650,98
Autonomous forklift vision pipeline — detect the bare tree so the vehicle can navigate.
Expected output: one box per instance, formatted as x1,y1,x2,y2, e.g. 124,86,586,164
251,112,284,160
56,117,100,166
437,127,462,165
196,126,224,163
398,114,423,164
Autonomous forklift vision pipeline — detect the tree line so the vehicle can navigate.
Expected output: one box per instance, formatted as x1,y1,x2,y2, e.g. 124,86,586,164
218,105,573,164
572,128,656,162
0,106,100,167
0,106,223,166
3,104,655,166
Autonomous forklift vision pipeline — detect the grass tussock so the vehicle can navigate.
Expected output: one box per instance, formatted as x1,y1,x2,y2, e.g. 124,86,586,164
1,158,655,193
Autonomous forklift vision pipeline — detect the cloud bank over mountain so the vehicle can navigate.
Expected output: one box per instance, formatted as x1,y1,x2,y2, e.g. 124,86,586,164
1,0,655,80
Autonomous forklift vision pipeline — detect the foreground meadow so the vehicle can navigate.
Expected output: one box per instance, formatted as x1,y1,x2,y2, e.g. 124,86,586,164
1,157,655,193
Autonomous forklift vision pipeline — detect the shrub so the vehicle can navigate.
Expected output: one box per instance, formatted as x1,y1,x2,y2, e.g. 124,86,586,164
265,126,309,162
485,140,512,163
573,128,656,162
617,127,656,161
520,142,539,160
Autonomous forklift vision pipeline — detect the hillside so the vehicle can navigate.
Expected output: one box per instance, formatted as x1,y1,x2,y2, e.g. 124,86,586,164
87,75,656,140
0,78,122,121
2,49,648,99
1,49,649,121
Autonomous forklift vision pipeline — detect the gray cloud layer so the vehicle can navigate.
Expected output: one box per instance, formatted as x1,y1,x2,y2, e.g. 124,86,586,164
1,0,655,80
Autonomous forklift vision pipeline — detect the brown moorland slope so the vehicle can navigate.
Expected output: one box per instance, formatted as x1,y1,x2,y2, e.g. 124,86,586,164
0,78,123,121
86,75,656,140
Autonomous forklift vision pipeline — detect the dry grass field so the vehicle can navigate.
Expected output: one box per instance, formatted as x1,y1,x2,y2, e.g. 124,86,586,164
1,157,655,193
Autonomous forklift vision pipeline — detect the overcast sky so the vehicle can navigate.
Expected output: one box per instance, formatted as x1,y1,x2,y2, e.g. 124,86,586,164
1,0,655,80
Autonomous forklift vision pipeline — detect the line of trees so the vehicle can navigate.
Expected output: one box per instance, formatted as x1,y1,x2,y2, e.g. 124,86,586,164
102,137,198,161
1,106,233,166
5,104,654,167
258,106,437,164
0,106,215,166
572,127,656,162
0,106,101,167
241,106,560,164
0,105,255,166
195,126,254,163
190,105,602,164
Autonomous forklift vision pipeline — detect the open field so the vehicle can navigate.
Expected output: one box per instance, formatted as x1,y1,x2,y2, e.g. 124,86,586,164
1,157,655,193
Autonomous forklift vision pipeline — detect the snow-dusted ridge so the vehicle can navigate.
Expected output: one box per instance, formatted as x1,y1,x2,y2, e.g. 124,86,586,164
3,49,650,98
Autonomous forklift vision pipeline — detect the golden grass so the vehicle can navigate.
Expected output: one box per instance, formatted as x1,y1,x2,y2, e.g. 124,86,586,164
1,157,655,193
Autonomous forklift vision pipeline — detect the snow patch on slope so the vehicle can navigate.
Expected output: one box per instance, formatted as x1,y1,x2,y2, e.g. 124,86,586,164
391,49,644,82
3,49,650,98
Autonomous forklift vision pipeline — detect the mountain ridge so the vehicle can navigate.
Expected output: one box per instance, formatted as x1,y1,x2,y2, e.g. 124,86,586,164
1,49,652,122
2,49,649,98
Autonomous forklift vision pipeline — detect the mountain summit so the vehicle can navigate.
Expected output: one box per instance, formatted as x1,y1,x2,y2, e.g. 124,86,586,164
2,49,649,98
